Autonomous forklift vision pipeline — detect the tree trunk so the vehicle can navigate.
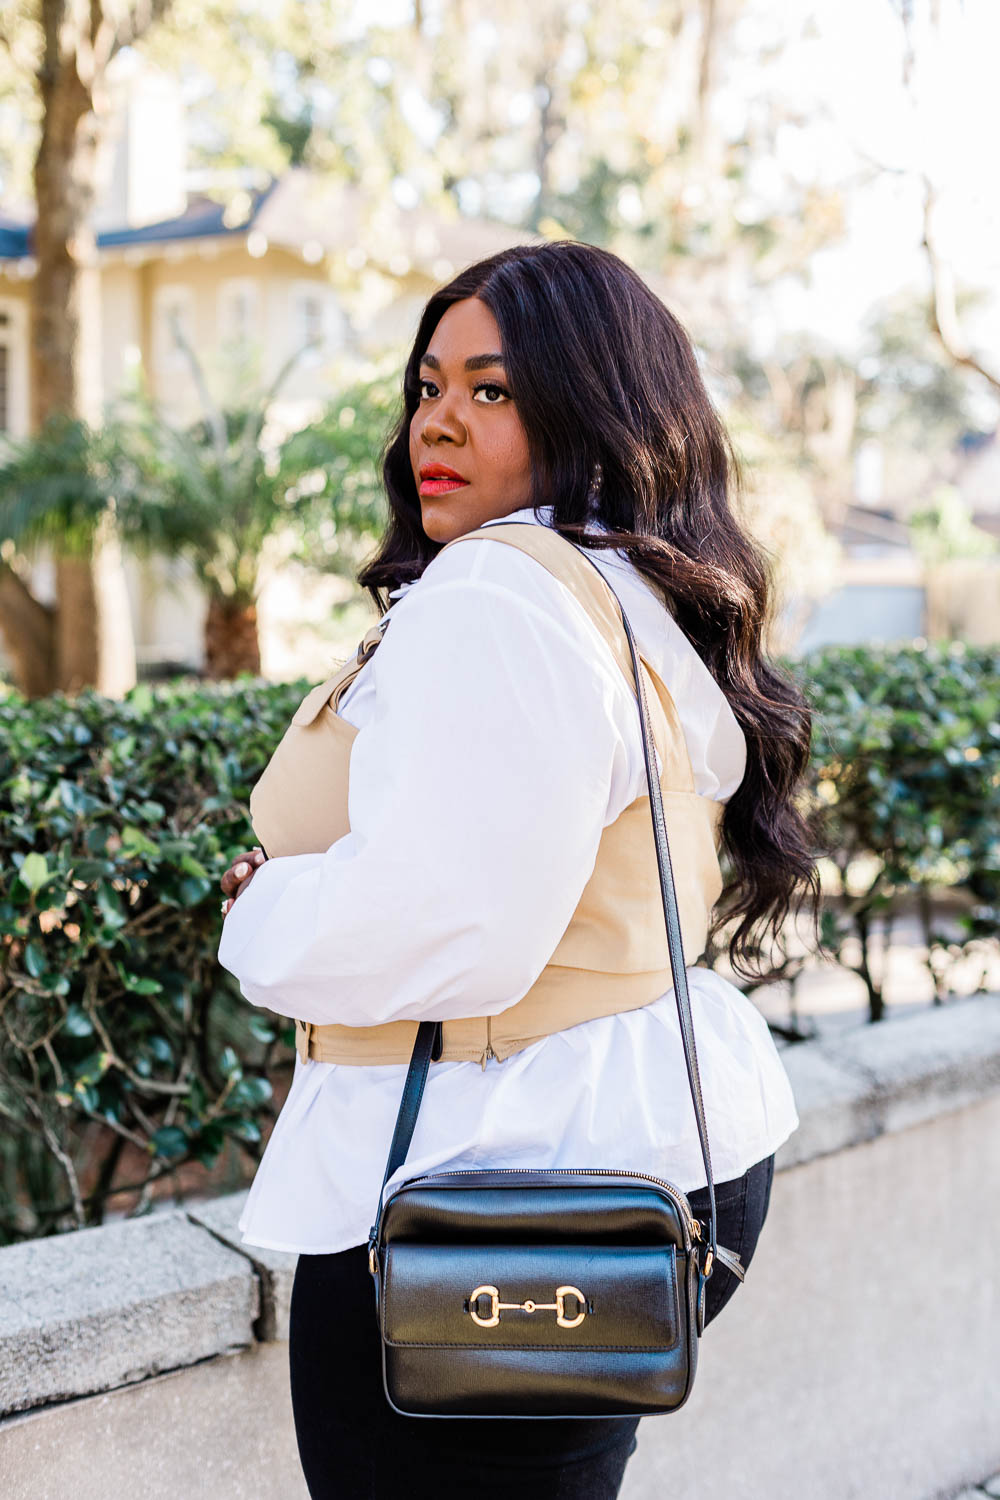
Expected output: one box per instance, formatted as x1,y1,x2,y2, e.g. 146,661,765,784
0,530,135,698
530,37,564,233
92,502,137,696
49,517,138,695
53,554,100,692
31,1,177,422
28,12,104,693
31,22,100,428
0,564,58,696
203,595,262,680
25,3,156,698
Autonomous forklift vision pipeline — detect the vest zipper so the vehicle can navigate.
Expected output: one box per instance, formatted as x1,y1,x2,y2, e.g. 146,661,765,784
479,1016,498,1070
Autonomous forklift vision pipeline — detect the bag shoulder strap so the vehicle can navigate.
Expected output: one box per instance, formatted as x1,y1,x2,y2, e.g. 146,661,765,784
369,524,722,1279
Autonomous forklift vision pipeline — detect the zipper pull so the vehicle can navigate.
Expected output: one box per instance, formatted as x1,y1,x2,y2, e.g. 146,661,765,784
480,1017,498,1069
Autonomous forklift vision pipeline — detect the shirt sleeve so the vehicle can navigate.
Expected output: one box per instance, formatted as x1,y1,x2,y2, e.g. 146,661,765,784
216,541,635,1027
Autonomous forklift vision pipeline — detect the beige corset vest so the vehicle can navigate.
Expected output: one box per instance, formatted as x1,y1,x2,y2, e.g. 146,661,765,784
248,523,726,1067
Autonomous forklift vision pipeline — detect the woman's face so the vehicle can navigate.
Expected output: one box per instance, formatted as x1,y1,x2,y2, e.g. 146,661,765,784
409,297,533,544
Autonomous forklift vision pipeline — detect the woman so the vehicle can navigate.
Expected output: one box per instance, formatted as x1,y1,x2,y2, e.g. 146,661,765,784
217,241,820,1499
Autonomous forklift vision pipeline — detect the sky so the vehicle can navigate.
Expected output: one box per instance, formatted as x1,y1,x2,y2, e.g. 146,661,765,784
729,0,998,358
355,0,999,362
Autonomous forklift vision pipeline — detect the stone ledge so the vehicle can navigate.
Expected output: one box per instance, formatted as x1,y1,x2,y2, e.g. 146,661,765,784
0,1212,258,1418
187,1197,297,1342
776,992,1000,1171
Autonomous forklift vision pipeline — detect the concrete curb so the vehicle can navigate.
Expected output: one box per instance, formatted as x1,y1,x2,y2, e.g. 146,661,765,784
187,1197,297,1343
0,1212,257,1416
776,992,1000,1171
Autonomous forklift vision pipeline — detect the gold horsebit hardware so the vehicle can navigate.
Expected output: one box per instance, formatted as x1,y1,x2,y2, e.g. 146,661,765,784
467,1284,589,1330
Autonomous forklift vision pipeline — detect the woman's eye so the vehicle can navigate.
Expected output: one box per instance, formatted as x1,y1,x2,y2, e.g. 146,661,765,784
417,378,510,403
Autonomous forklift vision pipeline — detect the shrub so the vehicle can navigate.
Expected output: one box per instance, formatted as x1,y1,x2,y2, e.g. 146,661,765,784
0,675,307,1243
793,639,1000,1019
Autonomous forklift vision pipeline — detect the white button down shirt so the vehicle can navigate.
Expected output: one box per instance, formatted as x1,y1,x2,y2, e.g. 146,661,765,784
218,506,799,1254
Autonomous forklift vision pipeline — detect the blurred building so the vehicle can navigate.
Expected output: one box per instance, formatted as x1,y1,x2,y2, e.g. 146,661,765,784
792,498,998,655
0,57,532,679
0,56,530,438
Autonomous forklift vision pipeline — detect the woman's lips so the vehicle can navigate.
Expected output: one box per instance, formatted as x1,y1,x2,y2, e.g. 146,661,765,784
419,477,470,495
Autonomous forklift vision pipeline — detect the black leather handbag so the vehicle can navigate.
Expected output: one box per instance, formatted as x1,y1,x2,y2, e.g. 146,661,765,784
366,543,746,1419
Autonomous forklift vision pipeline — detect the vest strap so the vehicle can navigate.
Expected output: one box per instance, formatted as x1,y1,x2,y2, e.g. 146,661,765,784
330,616,391,711
444,523,693,788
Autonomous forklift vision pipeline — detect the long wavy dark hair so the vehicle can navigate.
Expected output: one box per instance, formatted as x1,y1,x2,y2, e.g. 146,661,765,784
358,241,821,981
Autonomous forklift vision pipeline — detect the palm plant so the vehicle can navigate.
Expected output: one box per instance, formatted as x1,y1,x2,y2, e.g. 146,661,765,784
274,362,403,581
116,399,281,678
0,315,394,692
112,318,389,679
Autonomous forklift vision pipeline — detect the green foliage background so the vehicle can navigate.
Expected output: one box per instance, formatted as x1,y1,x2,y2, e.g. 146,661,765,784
0,675,307,1242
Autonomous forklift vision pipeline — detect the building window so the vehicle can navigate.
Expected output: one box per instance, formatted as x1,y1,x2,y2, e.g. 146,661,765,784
218,278,259,347
290,282,341,366
154,285,195,371
300,294,323,347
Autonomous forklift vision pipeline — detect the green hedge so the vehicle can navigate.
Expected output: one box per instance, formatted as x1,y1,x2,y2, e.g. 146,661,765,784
800,640,999,1020
0,640,997,1243
0,676,308,1243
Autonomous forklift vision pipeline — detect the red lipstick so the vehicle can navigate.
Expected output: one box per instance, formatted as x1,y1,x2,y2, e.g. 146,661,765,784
419,462,470,496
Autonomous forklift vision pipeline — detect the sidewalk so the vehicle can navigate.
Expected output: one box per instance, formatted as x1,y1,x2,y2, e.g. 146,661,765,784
740,906,1000,1042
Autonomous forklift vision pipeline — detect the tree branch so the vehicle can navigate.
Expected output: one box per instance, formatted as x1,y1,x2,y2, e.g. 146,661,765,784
169,310,229,465
22,1093,86,1229
921,175,1000,395
99,0,176,69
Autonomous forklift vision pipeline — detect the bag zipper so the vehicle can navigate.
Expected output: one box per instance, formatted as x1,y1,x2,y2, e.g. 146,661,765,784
396,1165,701,1245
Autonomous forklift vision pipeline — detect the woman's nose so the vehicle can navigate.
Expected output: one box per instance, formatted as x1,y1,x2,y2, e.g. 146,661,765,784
420,393,466,446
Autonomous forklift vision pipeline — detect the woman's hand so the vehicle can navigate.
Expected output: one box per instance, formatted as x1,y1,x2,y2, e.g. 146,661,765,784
220,847,266,917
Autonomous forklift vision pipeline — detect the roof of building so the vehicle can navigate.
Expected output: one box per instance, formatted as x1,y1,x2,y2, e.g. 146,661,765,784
0,218,31,258
833,504,914,553
0,167,536,274
0,181,278,259
97,180,279,247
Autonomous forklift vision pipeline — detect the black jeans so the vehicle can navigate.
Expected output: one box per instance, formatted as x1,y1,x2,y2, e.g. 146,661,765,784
288,1153,775,1499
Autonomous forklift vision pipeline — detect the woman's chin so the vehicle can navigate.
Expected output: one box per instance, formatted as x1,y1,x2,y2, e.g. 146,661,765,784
419,496,476,543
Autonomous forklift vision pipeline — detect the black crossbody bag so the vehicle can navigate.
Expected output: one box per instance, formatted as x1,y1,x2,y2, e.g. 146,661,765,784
366,543,746,1419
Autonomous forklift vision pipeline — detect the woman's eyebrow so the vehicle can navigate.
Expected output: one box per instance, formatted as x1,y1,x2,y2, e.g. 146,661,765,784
420,352,506,371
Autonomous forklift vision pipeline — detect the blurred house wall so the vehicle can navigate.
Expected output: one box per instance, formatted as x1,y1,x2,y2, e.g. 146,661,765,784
0,56,536,685
924,558,1000,645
